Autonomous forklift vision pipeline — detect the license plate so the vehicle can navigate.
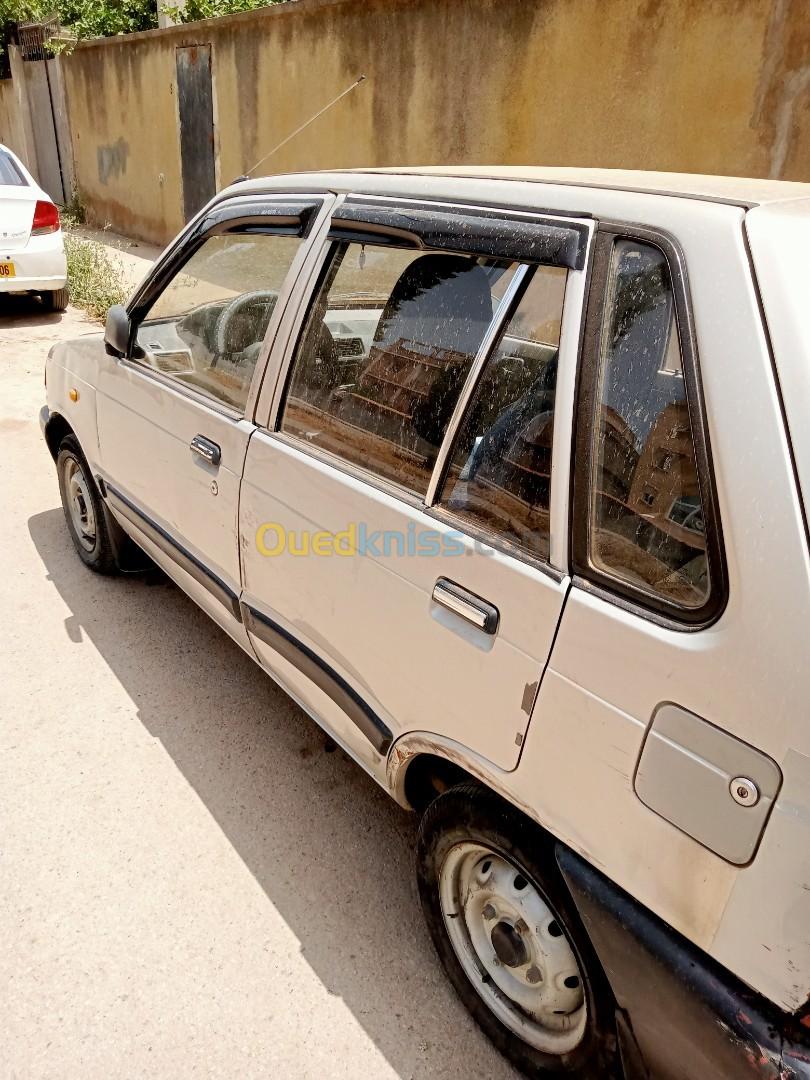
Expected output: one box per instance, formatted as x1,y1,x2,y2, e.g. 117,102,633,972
0,261,16,278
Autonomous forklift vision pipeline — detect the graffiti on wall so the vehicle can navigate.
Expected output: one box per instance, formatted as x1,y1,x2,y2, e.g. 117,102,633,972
97,137,130,185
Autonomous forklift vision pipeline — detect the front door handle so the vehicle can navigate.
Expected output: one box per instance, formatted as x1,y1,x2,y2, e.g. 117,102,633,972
190,434,221,466
432,577,499,635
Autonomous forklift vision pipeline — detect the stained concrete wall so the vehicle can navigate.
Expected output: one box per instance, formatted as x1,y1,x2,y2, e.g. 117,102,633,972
1,48,40,177
0,50,74,200
11,0,810,243
0,78,26,161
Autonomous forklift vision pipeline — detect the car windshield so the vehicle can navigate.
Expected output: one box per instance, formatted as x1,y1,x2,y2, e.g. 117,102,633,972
0,150,27,186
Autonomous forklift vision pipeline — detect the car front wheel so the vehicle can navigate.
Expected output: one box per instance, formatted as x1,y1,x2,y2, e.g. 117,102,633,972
57,435,117,574
416,784,617,1078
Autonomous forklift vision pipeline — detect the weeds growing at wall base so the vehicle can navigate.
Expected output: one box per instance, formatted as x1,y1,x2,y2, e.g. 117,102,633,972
63,232,127,322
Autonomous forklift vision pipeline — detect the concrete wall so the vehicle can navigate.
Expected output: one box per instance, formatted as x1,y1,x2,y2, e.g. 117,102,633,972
0,77,26,161
0,50,74,201
7,0,810,243
1,48,40,176
65,35,184,239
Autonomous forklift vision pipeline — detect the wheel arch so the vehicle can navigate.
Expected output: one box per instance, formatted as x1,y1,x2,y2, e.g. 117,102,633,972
401,750,475,812
44,410,75,460
50,423,147,572
388,733,537,822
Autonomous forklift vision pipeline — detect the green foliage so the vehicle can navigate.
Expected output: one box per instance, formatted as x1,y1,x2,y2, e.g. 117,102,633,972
162,0,279,23
55,0,158,38
0,0,43,23
0,0,157,53
1,0,284,39
64,231,127,322
0,0,286,68
60,185,86,228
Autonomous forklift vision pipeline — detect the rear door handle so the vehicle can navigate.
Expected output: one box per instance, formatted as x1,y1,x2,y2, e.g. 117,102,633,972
432,577,499,635
190,434,221,466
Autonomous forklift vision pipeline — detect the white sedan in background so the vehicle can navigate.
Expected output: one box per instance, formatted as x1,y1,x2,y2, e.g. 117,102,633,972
0,143,68,311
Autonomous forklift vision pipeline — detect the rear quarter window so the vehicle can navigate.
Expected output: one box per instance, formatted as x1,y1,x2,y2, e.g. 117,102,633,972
0,151,27,186
573,231,726,625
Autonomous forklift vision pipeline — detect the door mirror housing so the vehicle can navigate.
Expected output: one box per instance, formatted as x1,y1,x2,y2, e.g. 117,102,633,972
104,305,133,358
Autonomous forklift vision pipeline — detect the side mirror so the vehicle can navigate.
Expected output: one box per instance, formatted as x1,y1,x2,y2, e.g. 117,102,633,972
104,305,133,358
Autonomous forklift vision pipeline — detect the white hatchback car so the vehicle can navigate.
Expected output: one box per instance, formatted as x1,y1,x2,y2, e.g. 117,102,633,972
41,167,810,1080
0,143,68,310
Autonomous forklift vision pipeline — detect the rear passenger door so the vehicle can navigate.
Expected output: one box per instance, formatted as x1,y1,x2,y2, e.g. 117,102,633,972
239,199,592,773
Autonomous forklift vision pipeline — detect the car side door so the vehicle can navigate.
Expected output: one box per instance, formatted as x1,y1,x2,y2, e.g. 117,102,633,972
95,194,333,641
238,197,592,777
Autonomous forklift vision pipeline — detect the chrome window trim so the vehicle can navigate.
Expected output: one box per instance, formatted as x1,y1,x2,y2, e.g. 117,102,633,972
424,264,530,506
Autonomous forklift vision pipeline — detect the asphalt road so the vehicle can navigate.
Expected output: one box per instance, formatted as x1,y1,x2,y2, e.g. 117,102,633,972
0,294,518,1079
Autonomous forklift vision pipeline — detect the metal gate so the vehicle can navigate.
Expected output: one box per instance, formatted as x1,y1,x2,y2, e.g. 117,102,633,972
176,45,217,223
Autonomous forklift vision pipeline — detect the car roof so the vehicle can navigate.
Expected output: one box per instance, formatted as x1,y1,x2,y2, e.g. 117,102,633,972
232,166,810,209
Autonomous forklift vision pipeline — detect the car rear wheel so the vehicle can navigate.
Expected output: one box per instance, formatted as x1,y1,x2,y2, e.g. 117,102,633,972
42,287,69,312
57,435,117,574
416,784,617,1078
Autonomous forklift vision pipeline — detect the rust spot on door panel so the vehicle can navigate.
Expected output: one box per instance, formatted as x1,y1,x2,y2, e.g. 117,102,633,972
521,680,539,716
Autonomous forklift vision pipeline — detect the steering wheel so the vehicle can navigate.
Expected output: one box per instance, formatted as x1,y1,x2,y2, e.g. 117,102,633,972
214,289,279,359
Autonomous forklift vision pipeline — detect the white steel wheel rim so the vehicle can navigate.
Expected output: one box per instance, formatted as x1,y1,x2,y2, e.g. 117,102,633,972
439,842,587,1055
63,456,96,552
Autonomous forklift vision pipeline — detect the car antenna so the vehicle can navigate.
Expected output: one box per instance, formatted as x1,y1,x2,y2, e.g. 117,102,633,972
232,74,367,184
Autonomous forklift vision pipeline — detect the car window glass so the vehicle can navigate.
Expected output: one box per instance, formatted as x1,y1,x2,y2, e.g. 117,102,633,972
137,232,303,412
589,239,709,608
0,150,26,186
438,266,567,559
280,240,517,496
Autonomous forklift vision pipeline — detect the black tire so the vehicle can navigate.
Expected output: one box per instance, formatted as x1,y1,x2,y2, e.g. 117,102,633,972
42,286,69,312
56,435,118,574
416,784,618,1079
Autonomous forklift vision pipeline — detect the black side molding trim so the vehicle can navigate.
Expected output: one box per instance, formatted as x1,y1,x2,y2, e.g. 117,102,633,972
242,602,393,755
105,484,242,622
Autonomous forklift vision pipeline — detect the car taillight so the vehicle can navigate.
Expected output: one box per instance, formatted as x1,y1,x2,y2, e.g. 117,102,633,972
31,199,60,235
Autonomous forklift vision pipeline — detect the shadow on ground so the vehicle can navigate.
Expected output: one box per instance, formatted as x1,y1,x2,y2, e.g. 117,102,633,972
28,505,507,1077
0,293,63,328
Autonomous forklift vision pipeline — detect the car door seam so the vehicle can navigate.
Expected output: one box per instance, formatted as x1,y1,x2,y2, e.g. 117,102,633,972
514,575,572,767
240,600,393,754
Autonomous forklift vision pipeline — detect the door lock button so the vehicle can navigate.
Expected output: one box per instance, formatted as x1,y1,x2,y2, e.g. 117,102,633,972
730,776,760,807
